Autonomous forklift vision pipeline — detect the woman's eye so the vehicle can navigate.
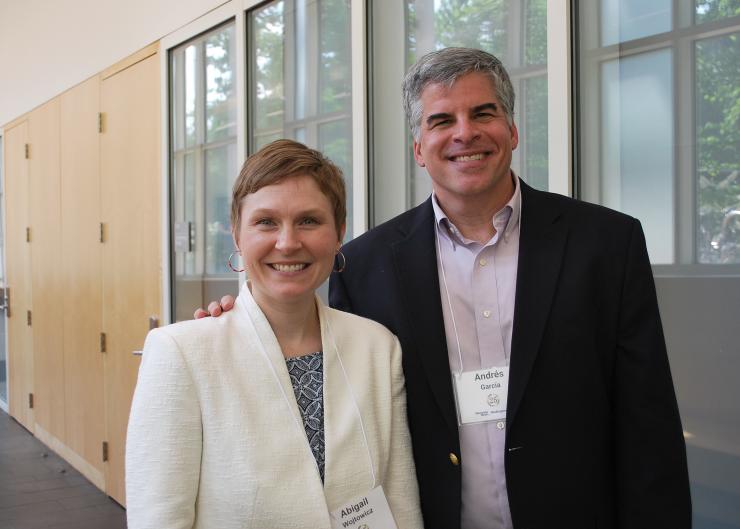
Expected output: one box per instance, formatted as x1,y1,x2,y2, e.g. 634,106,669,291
256,218,275,227
300,217,319,225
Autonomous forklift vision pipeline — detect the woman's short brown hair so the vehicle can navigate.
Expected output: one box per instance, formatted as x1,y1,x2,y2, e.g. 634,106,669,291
230,139,347,237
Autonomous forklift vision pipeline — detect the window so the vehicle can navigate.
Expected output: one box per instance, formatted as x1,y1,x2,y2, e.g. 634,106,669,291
370,0,549,226
577,0,740,266
248,0,353,238
170,21,238,322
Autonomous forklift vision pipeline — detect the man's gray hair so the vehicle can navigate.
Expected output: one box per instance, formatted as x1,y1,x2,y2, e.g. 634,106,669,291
402,47,515,141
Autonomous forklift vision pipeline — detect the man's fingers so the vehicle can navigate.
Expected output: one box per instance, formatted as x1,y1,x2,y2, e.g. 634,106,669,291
193,308,209,319
207,301,223,317
220,295,236,311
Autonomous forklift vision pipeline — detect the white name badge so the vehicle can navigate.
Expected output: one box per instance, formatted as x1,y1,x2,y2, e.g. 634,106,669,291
330,485,398,529
452,366,509,425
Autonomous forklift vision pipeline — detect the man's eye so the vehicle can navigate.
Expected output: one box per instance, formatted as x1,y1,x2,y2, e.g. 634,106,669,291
256,218,275,226
431,119,450,128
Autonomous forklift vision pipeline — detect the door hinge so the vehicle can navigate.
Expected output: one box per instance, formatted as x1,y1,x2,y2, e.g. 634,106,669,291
29,393,34,409
102,441,109,462
26,227,31,243
27,310,32,326
24,143,30,159
0,287,9,318
100,332,107,353
98,112,104,133
99,222,105,243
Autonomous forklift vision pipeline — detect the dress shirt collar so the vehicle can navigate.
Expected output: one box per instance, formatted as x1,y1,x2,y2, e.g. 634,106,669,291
431,172,522,249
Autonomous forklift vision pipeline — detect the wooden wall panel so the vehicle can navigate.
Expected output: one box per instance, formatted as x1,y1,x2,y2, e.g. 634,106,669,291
28,99,65,441
100,51,161,505
4,120,34,431
60,76,105,483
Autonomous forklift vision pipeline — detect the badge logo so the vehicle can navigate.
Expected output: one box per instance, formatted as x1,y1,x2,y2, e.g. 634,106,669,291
487,393,500,407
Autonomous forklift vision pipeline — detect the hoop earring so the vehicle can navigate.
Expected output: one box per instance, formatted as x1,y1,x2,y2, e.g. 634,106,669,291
227,251,245,273
333,250,346,273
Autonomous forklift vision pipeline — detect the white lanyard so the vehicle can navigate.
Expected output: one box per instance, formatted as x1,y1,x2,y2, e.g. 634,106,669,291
244,301,377,489
434,197,521,374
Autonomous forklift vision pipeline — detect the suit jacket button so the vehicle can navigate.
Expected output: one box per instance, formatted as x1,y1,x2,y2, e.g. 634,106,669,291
449,452,459,466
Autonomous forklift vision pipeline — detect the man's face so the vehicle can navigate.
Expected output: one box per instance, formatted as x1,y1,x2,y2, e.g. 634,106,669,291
413,72,518,208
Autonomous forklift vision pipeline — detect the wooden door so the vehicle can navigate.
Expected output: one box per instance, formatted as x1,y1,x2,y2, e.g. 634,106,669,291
60,76,105,487
28,99,65,443
100,48,161,505
4,120,34,431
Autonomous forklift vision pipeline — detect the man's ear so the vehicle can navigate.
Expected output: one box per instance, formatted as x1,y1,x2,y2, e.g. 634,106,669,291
413,140,426,167
510,122,519,151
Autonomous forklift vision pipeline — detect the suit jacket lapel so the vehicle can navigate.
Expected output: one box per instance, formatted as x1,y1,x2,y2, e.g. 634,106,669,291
391,199,458,433
508,182,569,427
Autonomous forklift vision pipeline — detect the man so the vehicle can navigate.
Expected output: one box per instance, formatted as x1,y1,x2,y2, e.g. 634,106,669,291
203,48,691,529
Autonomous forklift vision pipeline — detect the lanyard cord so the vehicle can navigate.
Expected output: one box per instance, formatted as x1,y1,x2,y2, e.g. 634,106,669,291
434,196,522,372
324,316,378,489
435,224,466,374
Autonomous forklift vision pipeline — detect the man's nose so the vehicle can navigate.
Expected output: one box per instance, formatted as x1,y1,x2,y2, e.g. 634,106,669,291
453,117,480,143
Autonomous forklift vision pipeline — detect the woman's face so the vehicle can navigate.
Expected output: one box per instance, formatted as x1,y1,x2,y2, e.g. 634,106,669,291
235,174,344,308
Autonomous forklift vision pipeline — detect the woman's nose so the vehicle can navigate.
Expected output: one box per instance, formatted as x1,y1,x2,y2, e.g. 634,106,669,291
275,226,301,251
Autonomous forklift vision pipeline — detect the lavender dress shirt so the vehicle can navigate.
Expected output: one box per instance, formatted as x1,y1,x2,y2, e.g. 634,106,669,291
432,174,521,529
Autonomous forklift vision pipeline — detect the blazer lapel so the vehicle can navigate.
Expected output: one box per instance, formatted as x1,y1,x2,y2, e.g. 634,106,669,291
391,199,458,433
508,182,569,428
236,284,307,428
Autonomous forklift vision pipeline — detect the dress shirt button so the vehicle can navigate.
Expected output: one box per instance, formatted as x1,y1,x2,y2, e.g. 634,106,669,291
496,421,506,430
479,258,487,266
449,452,460,466
483,310,491,318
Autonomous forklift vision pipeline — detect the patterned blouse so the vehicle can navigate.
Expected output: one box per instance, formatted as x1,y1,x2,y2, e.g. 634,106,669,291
285,351,325,482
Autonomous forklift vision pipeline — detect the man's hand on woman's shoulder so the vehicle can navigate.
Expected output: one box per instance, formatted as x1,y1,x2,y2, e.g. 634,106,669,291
193,295,236,319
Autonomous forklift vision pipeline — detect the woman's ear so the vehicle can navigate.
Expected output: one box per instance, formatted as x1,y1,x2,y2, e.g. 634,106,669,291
337,222,347,246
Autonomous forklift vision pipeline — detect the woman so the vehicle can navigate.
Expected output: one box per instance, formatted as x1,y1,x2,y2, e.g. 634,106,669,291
125,140,423,528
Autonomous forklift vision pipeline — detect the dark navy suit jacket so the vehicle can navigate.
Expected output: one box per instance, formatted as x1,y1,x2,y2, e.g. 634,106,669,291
329,181,690,529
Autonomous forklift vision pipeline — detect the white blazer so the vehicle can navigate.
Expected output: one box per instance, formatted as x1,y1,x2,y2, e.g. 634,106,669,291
126,284,423,529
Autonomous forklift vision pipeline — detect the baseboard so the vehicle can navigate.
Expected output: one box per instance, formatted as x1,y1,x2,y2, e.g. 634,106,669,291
33,423,106,491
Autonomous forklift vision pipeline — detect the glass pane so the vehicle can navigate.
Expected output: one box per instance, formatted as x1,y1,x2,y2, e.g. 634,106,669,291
695,0,740,24
696,32,740,264
320,0,352,114
254,132,283,150
525,0,547,65
185,45,198,148
205,25,237,142
600,50,674,264
319,119,352,239
523,75,548,190
205,144,237,275
407,0,509,59
252,1,285,137
601,0,672,46
174,152,197,276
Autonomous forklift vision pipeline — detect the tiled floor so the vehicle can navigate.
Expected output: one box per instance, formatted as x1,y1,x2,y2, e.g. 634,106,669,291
0,409,127,529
